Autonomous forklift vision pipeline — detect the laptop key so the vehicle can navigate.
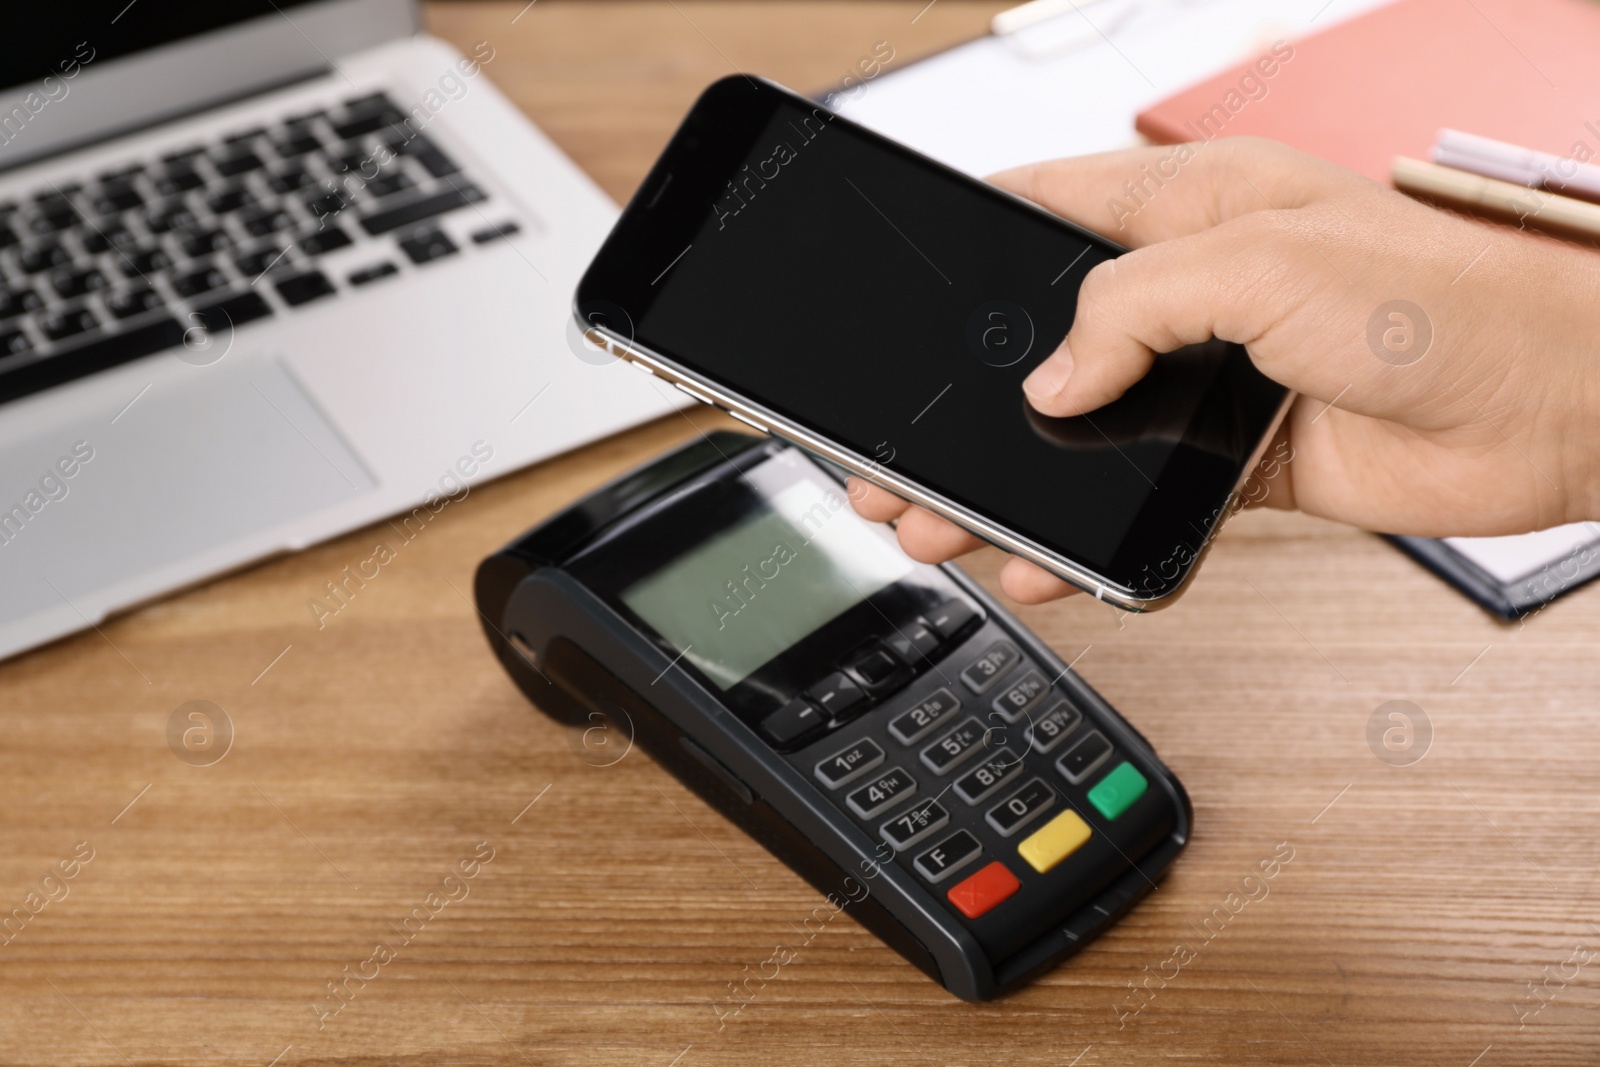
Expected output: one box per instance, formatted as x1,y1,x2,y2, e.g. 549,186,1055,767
271,131,322,158
98,162,145,182
364,173,413,199
416,145,463,179
206,186,255,215
267,166,314,193
155,166,204,195
41,307,100,341
241,208,293,237
122,246,173,277
398,227,458,265
235,244,292,277
348,262,398,286
342,91,394,111
398,135,461,178
471,220,520,244
172,264,228,298
361,184,485,236
51,268,106,299
274,270,335,306
92,182,143,215
0,288,42,319
305,191,351,220
0,316,184,404
105,286,164,319
332,107,404,141
298,226,352,256
80,223,133,254
146,201,198,233
18,244,70,274
334,147,375,174
30,208,77,235
0,222,17,250
214,151,264,177
0,330,28,358
180,229,233,258
190,290,274,331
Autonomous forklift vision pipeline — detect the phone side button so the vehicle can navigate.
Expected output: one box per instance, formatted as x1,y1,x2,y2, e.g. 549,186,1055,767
674,381,714,405
728,410,768,434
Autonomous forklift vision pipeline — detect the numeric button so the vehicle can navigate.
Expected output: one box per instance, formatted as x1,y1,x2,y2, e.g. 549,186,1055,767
987,778,1055,837
846,767,917,819
919,717,991,775
952,747,1025,805
960,641,1020,693
888,688,961,745
880,798,949,851
1026,700,1083,754
991,669,1049,722
814,738,885,789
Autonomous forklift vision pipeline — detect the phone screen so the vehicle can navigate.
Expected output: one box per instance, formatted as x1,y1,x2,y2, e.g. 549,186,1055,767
578,77,1285,598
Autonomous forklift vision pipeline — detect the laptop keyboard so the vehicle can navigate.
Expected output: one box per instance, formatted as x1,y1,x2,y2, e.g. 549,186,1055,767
0,90,519,405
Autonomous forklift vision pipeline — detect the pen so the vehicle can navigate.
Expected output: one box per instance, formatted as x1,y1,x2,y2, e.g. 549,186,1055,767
1392,156,1600,242
1433,128,1600,203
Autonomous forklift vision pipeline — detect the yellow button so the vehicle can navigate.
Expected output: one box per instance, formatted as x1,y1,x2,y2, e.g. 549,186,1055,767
1016,809,1092,873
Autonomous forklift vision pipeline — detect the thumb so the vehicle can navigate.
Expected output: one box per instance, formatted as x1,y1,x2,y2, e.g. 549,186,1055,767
1023,210,1320,416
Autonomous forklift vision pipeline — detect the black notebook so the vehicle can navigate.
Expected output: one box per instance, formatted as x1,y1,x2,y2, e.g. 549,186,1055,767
1388,524,1600,620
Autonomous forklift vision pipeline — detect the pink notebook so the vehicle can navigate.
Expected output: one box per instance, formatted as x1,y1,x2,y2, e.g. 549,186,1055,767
1135,0,1600,182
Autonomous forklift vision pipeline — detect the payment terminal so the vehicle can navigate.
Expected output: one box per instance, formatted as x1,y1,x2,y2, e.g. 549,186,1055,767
475,431,1190,1001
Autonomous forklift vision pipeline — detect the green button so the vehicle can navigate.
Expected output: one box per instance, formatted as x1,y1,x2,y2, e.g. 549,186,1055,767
1087,761,1147,820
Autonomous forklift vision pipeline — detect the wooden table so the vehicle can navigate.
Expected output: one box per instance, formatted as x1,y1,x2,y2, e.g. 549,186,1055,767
5,3,1599,1064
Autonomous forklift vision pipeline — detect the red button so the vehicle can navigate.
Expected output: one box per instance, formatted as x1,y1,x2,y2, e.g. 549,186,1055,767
946,860,1021,919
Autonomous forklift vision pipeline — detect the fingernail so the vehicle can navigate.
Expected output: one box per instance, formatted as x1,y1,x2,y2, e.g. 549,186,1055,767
1023,343,1073,402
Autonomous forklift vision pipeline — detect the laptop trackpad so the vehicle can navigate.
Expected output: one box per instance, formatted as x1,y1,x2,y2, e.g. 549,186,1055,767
0,356,375,622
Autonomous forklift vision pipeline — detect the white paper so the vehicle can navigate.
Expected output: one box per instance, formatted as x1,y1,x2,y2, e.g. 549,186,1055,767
1445,523,1600,586
833,0,1397,179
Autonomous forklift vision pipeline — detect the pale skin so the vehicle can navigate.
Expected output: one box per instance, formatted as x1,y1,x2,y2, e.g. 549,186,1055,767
848,137,1600,604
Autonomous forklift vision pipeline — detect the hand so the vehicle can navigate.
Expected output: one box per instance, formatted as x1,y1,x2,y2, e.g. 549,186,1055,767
850,137,1600,604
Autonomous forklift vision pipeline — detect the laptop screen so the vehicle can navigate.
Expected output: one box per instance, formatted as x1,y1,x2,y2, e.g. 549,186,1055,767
0,2,322,92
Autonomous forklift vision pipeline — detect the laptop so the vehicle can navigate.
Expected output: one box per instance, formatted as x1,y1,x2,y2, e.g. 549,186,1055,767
0,0,680,661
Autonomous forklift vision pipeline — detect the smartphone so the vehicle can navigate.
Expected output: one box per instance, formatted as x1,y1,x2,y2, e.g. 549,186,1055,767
574,75,1290,610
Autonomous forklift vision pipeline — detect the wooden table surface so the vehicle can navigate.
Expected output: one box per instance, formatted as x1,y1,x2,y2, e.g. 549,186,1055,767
5,3,1599,1064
